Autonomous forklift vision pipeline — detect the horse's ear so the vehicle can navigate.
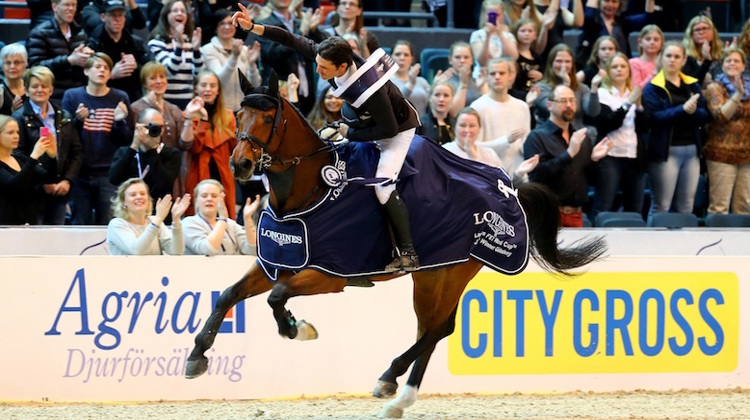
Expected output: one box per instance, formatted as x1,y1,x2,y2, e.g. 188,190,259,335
238,70,254,97
269,71,279,98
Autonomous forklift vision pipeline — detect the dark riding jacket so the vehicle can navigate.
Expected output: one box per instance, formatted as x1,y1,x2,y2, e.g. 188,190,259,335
260,25,421,143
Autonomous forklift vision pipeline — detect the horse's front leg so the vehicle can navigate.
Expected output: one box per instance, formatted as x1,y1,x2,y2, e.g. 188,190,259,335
268,269,347,340
185,264,272,378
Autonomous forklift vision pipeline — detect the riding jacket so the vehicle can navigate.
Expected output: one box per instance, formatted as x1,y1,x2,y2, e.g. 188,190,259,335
260,25,421,143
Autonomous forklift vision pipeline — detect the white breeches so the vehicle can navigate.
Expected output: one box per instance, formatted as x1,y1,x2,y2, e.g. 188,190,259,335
373,128,416,204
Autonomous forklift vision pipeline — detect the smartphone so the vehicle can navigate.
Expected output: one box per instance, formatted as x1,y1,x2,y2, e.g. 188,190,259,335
40,127,49,138
487,11,498,24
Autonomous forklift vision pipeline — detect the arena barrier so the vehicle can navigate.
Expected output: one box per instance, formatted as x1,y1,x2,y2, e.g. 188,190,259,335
0,253,747,402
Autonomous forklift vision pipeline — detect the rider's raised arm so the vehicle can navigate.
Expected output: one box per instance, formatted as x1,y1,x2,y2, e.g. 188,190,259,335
253,25,320,63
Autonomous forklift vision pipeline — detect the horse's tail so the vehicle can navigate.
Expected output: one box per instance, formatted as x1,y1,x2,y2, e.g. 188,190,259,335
518,182,607,275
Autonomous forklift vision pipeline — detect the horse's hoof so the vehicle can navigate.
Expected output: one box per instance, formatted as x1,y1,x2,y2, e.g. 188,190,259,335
372,380,398,398
378,403,404,419
185,357,208,379
294,320,319,341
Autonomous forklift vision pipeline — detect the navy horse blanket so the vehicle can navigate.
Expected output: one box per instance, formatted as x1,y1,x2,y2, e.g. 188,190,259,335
256,135,529,280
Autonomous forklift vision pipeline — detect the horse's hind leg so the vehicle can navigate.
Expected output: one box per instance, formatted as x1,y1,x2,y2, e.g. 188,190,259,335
267,269,346,339
185,264,272,378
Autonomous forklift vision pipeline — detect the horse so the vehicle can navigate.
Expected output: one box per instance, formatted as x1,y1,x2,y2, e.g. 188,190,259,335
185,80,606,418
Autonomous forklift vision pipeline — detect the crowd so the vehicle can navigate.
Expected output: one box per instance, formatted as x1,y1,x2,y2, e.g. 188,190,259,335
1,0,749,254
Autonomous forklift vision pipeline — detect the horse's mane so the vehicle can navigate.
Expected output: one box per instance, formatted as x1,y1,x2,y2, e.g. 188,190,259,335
240,87,321,141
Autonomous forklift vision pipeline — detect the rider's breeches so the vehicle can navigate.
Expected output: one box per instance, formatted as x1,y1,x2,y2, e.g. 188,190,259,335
374,128,416,204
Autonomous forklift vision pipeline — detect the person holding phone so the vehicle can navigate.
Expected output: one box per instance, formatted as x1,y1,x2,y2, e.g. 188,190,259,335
642,41,709,218
14,66,83,225
471,0,518,74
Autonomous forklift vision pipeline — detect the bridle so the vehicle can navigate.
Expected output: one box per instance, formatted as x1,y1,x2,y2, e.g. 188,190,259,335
237,93,336,171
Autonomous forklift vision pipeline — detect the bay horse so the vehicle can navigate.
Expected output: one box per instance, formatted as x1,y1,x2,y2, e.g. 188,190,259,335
185,81,606,418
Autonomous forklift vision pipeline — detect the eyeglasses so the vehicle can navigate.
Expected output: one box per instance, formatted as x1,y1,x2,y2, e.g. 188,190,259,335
3,60,24,67
551,98,576,104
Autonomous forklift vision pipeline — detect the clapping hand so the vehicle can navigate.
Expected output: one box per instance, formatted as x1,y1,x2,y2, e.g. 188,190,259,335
191,28,202,51
75,103,90,120
566,127,588,158
558,63,571,86
11,94,23,112
627,86,642,105
154,194,173,224
526,84,541,106
113,101,128,121
248,41,261,63
516,154,540,177
231,39,244,57
185,96,207,120
408,63,421,86
683,93,700,114
508,128,525,143
217,194,229,220
171,193,192,220
592,137,613,162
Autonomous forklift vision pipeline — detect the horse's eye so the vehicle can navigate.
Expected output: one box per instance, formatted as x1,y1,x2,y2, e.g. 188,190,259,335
264,116,274,124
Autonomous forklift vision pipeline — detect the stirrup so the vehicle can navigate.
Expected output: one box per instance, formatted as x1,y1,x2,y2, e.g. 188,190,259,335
384,251,420,273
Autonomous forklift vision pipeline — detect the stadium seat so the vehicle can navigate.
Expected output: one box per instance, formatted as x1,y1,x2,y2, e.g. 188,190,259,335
419,47,450,83
648,212,699,228
704,214,750,228
594,211,646,228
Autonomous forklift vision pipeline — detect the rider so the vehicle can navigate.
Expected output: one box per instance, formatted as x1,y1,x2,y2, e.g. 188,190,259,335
233,4,421,273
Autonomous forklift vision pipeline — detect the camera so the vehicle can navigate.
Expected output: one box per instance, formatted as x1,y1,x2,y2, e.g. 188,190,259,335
146,123,163,138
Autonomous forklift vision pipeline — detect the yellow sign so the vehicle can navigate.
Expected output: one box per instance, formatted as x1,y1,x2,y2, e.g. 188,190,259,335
448,272,739,374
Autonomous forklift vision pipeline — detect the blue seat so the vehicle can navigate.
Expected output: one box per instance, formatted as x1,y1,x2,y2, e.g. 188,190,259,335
704,214,750,228
419,47,450,83
594,211,644,227
648,212,699,228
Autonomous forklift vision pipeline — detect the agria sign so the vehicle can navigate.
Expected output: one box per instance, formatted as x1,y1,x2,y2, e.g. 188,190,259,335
43,268,247,383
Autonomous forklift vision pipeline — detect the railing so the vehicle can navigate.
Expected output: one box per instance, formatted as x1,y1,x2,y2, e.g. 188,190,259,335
362,11,440,28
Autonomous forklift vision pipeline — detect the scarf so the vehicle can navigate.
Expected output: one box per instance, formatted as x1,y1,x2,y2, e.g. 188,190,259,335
716,73,750,102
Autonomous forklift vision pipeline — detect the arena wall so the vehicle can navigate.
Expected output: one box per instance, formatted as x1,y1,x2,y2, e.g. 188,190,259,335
0,248,747,402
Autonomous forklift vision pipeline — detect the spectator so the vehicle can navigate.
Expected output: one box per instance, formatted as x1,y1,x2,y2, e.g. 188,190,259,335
62,52,133,225
26,0,93,107
341,33,368,59
183,179,260,255
201,9,263,112
0,115,58,225
390,40,430,115
533,0,584,62
255,0,326,116
108,108,182,202
106,177,190,255
417,81,455,145
523,84,612,227
180,70,237,219
575,0,655,69
642,41,709,217
471,0,519,74
81,0,146,36
131,62,187,151
87,0,153,103
14,66,83,225
446,107,539,182
531,44,601,133
591,52,648,219
434,41,487,115
506,1,557,57
629,24,664,89
306,86,343,131
682,15,722,85
511,18,546,94
0,43,27,116
469,57,532,184
576,35,619,87
148,0,204,109
324,0,380,54
702,48,750,215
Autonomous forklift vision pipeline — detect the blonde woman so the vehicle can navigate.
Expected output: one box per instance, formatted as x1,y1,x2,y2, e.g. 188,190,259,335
682,15,723,84
182,179,260,255
106,178,191,255
471,0,519,73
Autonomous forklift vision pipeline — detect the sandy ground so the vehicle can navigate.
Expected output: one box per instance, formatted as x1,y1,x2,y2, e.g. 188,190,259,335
1,389,749,420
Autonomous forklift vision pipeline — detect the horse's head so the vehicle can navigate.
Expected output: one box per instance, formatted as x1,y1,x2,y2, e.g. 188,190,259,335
231,83,287,182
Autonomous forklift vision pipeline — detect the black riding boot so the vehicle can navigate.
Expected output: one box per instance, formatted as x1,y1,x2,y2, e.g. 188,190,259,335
382,191,420,273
